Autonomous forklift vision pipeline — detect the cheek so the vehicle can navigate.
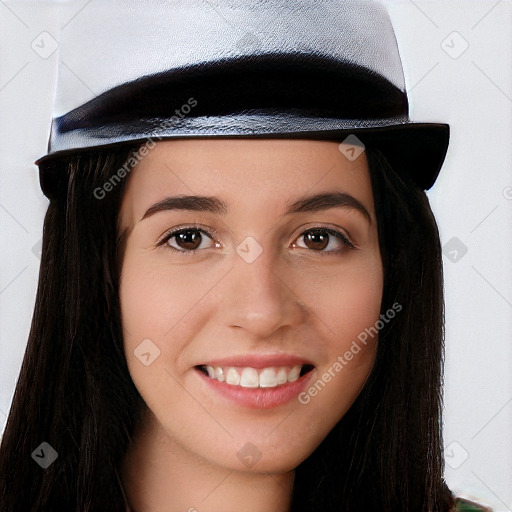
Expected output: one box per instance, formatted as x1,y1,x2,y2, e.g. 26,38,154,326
119,250,209,343
119,254,198,436
118,252,183,386
118,250,224,399
298,252,384,349
291,253,383,428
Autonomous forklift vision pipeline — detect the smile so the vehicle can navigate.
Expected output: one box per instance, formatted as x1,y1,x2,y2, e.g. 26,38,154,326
197,364,315,389
194,359,316,409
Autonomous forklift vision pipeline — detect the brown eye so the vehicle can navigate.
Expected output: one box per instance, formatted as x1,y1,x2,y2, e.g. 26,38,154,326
303,230,330,251
159,227,217,253
294,228,355,254
173,229,203,250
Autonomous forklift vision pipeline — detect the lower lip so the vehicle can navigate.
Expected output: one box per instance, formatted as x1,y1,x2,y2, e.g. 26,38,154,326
195,368,314,409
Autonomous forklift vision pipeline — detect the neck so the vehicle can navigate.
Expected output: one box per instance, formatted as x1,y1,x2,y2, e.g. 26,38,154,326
121,410,295,512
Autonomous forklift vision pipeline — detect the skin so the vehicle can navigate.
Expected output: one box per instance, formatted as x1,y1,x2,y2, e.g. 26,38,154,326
118,139,383,512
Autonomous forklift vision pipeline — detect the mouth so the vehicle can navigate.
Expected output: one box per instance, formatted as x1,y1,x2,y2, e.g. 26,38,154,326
195,364,315,389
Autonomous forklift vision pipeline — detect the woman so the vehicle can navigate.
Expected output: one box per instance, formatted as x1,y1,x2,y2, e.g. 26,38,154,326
0,1,491,511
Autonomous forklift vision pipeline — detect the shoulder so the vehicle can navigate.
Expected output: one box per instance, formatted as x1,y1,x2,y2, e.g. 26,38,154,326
451,497,493,511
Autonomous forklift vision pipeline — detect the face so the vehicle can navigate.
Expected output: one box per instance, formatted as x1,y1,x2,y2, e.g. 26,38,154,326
118,139,383,474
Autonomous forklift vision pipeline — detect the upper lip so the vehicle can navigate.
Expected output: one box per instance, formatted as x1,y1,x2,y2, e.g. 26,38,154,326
197,353,315,369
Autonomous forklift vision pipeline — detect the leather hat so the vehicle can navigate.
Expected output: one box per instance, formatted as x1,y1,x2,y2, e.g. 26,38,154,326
35,0,450,198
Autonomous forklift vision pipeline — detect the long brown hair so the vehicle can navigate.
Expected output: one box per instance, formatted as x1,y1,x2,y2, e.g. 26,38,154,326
0,142,454,511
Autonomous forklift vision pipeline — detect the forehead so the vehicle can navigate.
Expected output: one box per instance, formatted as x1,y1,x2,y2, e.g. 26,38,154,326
119,138,374,221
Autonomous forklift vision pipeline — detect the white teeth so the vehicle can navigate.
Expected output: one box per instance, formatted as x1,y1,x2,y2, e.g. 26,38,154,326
259,368,277,388
276,367,288,385
225,367,240,386
202,364,308,388
215,367,225,382
240,368,259,388
288,365,301,382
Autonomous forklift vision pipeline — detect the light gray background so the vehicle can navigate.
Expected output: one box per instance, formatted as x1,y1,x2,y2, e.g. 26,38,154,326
0,1,511,510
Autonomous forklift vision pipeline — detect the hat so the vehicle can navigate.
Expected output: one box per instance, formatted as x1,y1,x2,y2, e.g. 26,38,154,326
35,0,449,198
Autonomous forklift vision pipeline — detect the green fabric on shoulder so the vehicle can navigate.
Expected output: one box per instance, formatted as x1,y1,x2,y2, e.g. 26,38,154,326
453,497,492,511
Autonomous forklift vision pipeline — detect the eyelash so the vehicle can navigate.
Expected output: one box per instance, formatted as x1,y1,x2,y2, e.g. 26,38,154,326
157,224,356,257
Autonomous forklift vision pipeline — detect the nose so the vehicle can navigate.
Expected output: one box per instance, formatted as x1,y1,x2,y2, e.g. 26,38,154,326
218,243,307,340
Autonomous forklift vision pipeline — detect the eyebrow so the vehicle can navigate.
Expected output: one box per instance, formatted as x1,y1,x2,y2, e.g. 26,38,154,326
140,192,371,223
